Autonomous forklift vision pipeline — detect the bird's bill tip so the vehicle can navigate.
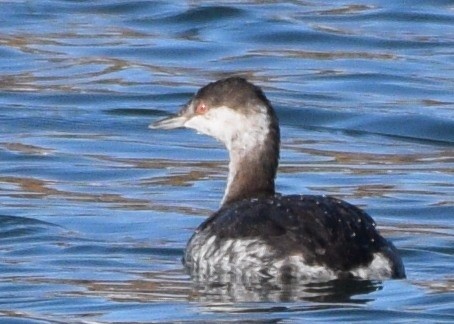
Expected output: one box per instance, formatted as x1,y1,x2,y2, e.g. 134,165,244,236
149,115,187,130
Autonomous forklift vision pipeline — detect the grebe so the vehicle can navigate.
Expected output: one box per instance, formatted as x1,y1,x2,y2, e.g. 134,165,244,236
150,77,405,283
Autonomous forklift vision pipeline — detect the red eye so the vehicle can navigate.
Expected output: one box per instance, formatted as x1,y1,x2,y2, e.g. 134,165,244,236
196,103,208,115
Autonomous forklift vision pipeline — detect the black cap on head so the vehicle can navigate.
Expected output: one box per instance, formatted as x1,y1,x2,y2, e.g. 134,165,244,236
193,77,274,115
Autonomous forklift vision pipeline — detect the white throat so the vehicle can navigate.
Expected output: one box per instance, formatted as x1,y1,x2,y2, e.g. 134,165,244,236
183,105,271,205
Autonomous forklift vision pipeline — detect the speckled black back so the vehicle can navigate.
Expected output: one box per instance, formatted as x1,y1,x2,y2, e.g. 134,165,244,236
190,194,405,277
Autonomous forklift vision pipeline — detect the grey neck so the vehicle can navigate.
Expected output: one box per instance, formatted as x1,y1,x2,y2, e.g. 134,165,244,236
221,122,280,206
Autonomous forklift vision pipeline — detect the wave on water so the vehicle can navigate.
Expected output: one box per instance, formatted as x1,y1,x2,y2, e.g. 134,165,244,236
280,107,454,145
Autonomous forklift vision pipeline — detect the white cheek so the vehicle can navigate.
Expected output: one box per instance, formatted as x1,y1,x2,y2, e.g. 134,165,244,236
184,115,207,133
184,116,220,140
183,105,270,153
183,108,239,142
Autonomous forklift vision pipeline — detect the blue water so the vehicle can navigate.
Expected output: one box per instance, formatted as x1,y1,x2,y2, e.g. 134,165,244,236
1,1,453,322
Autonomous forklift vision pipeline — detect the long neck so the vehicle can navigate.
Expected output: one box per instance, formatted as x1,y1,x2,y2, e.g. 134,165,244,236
221,120,280,206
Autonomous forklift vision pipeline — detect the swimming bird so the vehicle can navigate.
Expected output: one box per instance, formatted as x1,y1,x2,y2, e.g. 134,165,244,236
150,77,405,283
